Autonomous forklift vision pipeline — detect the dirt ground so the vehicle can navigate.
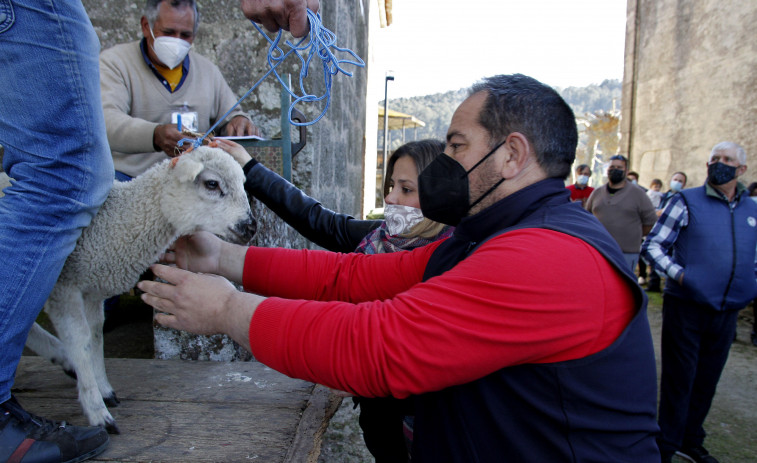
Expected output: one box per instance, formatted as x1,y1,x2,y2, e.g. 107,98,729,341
645,291,757,463
82,291,757,462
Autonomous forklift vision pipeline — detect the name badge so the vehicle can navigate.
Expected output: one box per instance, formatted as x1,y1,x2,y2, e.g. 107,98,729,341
172,111,198,132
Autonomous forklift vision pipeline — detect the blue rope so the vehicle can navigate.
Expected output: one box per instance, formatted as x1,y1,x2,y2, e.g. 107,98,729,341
179,9,365,149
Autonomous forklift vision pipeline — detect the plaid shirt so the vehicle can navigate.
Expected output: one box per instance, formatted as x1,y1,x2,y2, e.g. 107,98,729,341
641,183,757,283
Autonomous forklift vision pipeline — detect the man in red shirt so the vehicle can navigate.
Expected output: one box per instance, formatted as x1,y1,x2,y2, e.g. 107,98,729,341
566,163,594,206
138,74,660,462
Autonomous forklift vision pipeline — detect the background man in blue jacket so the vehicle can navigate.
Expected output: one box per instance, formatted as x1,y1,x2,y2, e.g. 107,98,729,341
642,141,757,463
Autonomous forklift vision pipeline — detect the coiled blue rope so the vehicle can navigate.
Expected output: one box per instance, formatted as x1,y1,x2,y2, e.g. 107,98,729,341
179,9,365,149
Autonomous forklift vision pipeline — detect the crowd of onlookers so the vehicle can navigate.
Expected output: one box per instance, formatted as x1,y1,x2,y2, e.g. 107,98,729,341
569,142,756,463
569,149,757,348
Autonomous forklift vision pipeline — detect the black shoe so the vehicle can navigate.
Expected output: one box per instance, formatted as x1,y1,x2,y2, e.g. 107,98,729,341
676,445,719,463
646,284,661,292
0,395,109,463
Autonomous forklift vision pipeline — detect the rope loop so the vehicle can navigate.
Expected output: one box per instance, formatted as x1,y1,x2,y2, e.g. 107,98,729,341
180,9,364,149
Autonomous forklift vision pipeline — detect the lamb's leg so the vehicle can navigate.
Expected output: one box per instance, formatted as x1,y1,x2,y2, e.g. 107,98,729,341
83,294,118,407
45,287,119,434
24,322,77,379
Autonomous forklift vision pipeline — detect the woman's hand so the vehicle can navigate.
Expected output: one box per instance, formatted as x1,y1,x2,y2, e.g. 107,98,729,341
209,138,252,167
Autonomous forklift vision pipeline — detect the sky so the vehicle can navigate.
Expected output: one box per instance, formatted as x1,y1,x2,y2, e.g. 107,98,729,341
372,0,628,98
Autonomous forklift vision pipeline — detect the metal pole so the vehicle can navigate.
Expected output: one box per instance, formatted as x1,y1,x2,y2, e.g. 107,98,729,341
381,73,394,206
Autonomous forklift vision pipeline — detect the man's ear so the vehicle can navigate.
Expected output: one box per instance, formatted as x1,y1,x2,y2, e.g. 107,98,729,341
738,164,748,177
140,16,151,39
501,132,533,179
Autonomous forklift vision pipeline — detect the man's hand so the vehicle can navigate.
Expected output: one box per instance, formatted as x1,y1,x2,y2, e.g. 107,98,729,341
240,0,319,38
139,264,264,351
162,231,247,284
154,123,193,157
222,115,261,137
141,265,237,335
163,232,224,274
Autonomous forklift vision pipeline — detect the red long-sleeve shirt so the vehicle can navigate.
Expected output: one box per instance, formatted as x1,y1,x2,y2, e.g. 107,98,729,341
244,228,635,399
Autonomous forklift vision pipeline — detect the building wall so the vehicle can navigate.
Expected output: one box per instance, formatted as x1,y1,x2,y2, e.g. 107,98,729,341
82,0,371,359
621,0,757,187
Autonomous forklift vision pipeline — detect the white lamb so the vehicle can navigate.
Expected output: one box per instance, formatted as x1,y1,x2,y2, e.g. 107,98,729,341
19,146,256,434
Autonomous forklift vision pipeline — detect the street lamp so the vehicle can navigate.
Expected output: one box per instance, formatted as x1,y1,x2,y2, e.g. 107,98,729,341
381,72,394,206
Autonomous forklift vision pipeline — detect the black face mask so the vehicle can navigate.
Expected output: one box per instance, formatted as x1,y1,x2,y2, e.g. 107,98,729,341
608,168,625,184
418,140,506,226
707,162,738,185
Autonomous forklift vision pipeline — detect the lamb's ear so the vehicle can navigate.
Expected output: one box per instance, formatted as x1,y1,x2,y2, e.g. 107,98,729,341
172,156,204,182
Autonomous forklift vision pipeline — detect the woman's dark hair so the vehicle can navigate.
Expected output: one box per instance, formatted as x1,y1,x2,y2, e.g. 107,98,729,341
382,139,447,239
383,139,445,197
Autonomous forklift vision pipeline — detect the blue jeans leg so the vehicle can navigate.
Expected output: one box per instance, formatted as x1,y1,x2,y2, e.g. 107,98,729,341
0,0,114,402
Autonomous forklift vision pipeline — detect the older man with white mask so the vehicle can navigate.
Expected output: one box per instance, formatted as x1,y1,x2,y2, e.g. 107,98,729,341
100,0,259,181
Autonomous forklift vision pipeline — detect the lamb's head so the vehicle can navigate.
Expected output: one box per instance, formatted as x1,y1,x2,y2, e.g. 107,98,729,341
160,146,256,244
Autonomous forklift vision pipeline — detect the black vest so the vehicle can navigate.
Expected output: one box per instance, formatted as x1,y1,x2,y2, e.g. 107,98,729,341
412,178,660,463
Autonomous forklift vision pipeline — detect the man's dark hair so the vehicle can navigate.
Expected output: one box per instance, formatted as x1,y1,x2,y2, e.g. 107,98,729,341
609,154,628,169
575,164,590,173
470,74,578,179
627,171,639,179
145,0,199,36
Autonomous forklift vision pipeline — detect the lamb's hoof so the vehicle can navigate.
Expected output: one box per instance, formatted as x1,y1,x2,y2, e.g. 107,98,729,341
104,392,120,407
105,421,121,435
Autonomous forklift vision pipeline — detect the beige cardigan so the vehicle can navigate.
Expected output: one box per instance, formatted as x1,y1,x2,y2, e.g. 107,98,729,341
100,40,249,176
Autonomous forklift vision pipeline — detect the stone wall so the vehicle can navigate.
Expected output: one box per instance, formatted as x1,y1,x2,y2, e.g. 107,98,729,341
82,0,371,360
621,0,757,187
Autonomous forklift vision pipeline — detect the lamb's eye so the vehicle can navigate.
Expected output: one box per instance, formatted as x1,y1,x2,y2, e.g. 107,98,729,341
204,180,219,190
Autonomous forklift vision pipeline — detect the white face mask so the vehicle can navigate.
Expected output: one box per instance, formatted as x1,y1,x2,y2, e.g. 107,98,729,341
384,204,425,236
150,28,191,69
576,175,590,185
670,180,684,192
